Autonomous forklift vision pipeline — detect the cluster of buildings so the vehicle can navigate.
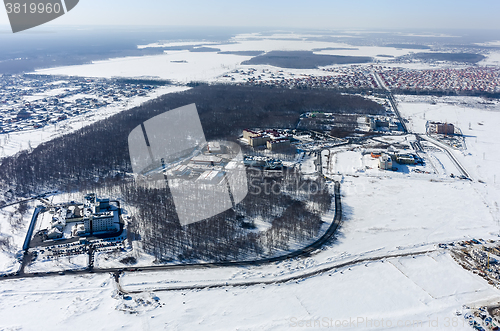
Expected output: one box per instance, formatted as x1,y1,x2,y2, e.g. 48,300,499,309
371,151,419,170
297,112,338,131
320,66,379,89
364,115,400,132
243,155,283,169
426,121,456,135
378,67,500,93
224,65,500,94
0,74,157,134
243,129,291,151
175,154,226,184
164,141,242,186
228,68,287,81
45,193,121,240
293,129,347,152
235,66,379,90
168,157,225,184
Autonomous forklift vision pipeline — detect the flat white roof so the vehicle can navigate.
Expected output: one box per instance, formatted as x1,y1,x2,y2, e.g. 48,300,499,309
172,164,188,172
191,155,223,163
196,170,224,182
208,141,221,149
225,160,240,170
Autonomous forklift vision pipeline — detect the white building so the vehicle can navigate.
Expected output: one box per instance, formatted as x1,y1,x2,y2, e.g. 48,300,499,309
83,210,120,234
191,154,223,165
196,170,225,184
170,164,190,176
207,141,222,153
47,227,63,239
267,138,290,151
379,154,393,170
73,223,86,236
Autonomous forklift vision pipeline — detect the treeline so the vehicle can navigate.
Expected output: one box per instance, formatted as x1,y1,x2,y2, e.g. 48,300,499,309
241,51,372,69
243,81,387,95
392,89,500,98
412,52,485,64
0,84,383,197
113,78,172,86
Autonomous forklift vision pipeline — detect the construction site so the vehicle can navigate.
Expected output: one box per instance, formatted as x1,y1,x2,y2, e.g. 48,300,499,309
447,240,500,330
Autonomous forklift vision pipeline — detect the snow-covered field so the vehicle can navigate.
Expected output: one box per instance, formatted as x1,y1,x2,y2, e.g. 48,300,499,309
36,51,251,82
1,251,498,330
26,253,88,273
480,50,500,66
109,172,499,304
338,176,497,254
397,95,500,228
0,203,33,273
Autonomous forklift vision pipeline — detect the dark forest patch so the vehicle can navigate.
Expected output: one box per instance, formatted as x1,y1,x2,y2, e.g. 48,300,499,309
385,44,431,50
312,47,359,51
241,51,372,69
413,52,485,63
218,51,265,56
189,47,221,52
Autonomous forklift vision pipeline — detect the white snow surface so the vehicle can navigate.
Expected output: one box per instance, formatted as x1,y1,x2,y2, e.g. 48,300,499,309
396,95,500,226
0,251,498,330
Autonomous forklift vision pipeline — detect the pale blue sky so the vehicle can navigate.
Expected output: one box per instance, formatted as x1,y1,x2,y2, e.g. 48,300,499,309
1,0,500,30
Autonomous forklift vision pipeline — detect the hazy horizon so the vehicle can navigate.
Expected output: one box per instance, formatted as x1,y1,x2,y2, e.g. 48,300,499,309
2,0,500,31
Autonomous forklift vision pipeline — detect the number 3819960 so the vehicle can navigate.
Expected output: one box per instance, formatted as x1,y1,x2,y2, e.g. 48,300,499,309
5,2,62,14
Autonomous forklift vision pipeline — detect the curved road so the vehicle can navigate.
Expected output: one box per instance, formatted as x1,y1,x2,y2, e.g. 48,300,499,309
119,248,438,294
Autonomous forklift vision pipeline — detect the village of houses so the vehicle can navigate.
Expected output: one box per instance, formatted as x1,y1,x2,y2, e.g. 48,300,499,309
0,74,160,135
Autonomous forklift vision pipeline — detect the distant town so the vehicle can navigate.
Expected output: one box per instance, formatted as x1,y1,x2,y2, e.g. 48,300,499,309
0,74,161,134
223,66,500,95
